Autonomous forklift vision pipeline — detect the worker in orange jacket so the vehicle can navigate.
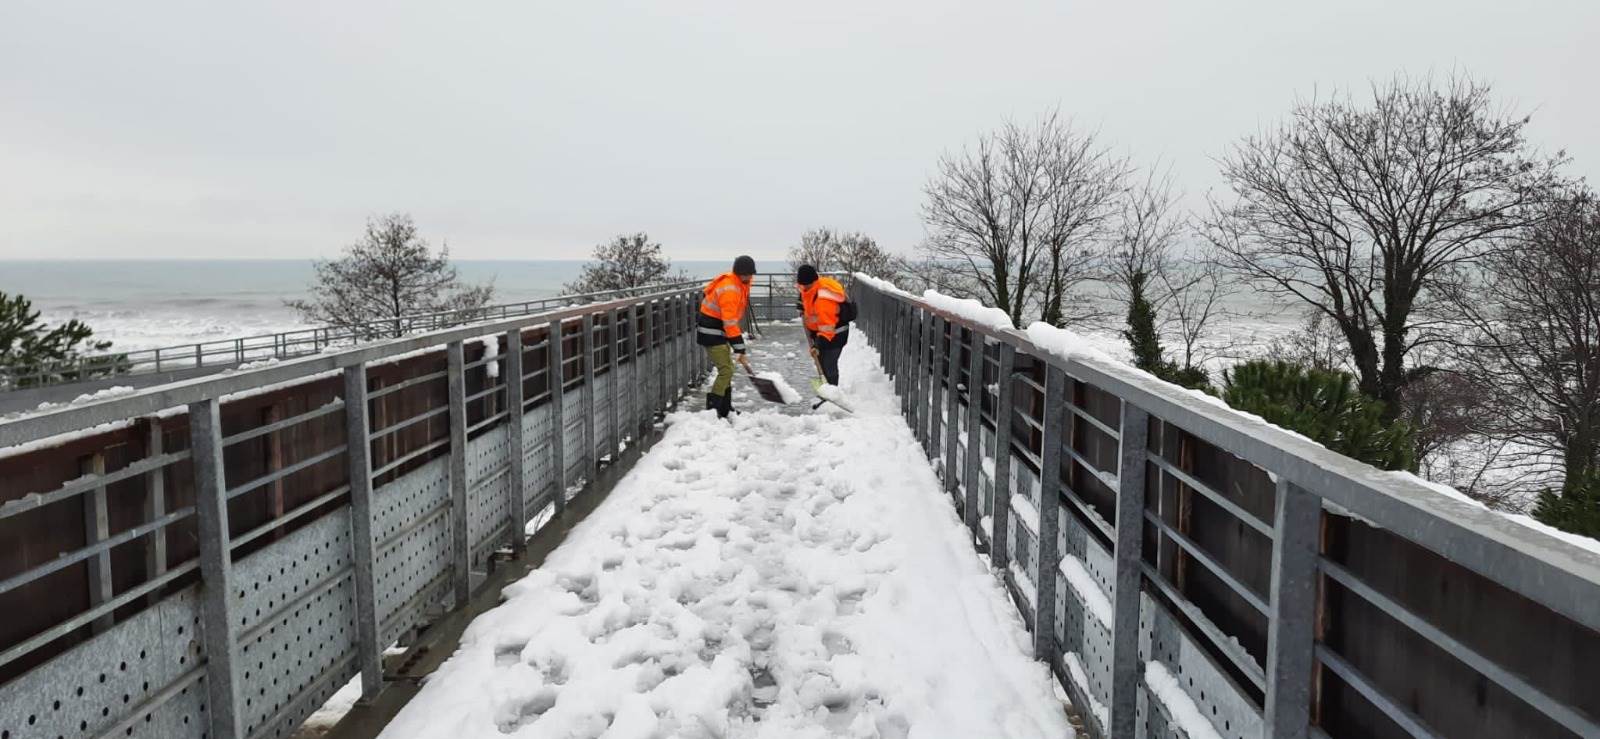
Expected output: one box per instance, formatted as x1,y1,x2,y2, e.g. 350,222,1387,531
797,265,850,386
697,255,756,418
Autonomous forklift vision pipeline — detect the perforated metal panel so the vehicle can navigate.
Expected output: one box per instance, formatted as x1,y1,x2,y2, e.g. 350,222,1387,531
561,389,587,483
233,509,358,739
1056,506,1116,735
372,455,452,645
521,402,555,515
1141,593,1263,739
0,590,205,739
466,424,514,564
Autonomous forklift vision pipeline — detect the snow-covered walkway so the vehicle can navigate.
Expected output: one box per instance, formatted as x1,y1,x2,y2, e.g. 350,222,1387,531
378,328,1073,739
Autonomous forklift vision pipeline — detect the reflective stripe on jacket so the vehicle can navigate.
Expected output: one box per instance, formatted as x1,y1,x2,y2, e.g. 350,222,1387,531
801,276,848,342
697,272,750,348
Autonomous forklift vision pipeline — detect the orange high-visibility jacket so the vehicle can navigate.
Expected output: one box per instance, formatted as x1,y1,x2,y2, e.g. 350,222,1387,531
801,276,849,342
697,272,751,350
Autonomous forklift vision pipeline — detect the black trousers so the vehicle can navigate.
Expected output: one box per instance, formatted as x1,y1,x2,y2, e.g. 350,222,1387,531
811,332,846,386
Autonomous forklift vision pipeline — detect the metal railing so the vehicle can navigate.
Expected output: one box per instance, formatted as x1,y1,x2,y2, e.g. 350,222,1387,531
851,278,1600,739
0,280,705,391
0,284,707,739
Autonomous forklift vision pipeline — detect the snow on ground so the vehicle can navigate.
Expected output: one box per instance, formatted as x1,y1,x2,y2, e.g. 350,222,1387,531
378,336,1072,739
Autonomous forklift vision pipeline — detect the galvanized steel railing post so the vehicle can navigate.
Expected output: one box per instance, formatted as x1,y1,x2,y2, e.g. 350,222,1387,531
548,320,567,515
990,344,1016,571
1265,479,1322,739
642,301,656,424
929,317,946,457
963,332,985,535
581,314,597,476
608,308,622,460
901,305,915,421
1109,403,1152,737
141,416,168,609
1033,365,1066,660
671,296,683,401
928,315,934,454
446,340,471,605
943,324,962,497
631,305,644,439
342,364,384,702
82,451,112,633
190,397,244,739
505,329,527,551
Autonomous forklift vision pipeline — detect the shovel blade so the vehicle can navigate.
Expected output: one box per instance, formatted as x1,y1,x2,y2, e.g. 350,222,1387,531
746,375,789,404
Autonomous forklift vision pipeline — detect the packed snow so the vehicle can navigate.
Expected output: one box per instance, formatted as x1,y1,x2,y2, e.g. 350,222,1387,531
921,290,1015,332
480,335,501,379
378,339,1072,739
1009,493,1042,538
1058,555,1112,626
1063,653,1108,730
1144,662,1223,739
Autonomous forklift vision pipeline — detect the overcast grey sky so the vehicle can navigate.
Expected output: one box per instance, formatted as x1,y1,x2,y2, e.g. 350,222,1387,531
2,1,1596,261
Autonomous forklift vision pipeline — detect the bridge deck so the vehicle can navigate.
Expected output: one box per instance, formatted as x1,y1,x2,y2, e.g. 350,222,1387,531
375,326,1073,738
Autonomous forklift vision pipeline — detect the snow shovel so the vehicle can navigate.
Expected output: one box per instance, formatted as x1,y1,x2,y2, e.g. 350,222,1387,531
808,351,855,414
741,364,790,404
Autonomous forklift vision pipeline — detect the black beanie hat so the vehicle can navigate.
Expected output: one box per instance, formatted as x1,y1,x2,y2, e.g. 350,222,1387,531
733,255,757,276
796,265,819,285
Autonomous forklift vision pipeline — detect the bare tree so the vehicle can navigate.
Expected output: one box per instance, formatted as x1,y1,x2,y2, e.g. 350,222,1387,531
1106,168,1183,305
922,112,1127,326
1204,73,1564,417
1036,123,1129,326
786,228,900,280
565,232,686,295
1443,187,1600,490
1158,254,1237,373
287,213,494,338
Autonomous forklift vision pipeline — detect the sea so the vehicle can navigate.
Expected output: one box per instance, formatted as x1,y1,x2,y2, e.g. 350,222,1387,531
0,260,732,352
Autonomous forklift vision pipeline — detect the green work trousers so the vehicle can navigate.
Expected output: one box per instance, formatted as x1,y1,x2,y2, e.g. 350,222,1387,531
706,344,736,396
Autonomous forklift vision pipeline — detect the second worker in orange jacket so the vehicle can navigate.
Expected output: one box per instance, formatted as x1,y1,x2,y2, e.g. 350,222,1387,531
797,265,849,386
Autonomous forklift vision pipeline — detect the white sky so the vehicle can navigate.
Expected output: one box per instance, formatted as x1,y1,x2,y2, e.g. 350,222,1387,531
2,0,1596,261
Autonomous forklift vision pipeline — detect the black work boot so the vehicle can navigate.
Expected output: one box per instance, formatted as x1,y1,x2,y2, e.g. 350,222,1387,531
705,392,718,412
713,392,731,420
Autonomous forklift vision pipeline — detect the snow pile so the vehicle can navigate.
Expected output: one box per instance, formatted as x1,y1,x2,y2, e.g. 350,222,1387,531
378,340,1072,739
815,383,854,412
1010,493,1042,538
1145,662,1223,739
4,384,139,421
1058,555,1112,626
753,371,802,404
1008,562,1038,608
1063,653,1108,730
480,335,501,379
1024,323,1120,368
922,290,1015,332
851,273,914,299
1502,513,1600,556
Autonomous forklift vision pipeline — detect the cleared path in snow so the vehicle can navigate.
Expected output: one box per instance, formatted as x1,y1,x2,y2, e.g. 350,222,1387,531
378,327,1073,739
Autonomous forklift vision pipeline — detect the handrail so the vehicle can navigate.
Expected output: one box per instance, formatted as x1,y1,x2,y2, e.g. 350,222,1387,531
0,278,708,391
855,277,1600,632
